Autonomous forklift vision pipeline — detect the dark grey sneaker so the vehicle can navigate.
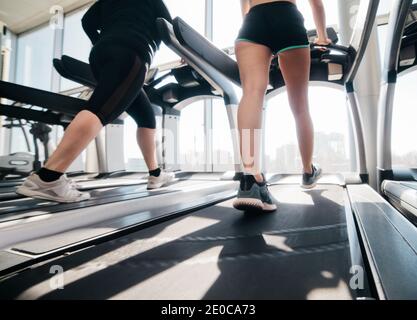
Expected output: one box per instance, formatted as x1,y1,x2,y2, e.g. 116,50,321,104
301,164,322,189
233,175,277,213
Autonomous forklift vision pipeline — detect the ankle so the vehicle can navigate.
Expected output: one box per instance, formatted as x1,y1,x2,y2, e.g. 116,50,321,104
243,165,264,182
149,167,161,177
37,167,64,182
303,165,313,175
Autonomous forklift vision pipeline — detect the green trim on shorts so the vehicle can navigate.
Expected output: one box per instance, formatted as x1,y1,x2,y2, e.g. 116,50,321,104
235,38,263,46
277,44,310,54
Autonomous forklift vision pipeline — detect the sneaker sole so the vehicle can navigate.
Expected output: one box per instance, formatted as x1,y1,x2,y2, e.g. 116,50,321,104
233,198,277,213
301,171,323,190
16,187,90,203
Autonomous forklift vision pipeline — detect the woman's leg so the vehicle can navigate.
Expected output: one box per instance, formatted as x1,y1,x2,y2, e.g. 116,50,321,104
235,41,272,183
233,41,277,212
45,111,102,172
126,89,174,189
126,90,158,171
136,128,158,171
279,48,314,174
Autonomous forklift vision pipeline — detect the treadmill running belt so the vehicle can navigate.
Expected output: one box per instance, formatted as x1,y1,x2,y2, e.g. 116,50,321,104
0,179,208,220
0,185,357,300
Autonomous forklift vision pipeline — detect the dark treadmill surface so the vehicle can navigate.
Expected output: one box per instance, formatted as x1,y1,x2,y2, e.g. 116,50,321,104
0,180,23,188
0,181,24,201
0,185,358,300
0,190,23,202
382,180,417,221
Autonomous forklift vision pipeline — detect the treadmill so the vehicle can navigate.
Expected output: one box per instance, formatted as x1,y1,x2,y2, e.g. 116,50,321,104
1,0,417,300
378,0,417,224
0,21,244,278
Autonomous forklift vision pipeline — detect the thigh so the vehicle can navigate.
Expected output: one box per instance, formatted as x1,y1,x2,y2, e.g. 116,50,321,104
235,41,272,93
87,45,147,124
278,48,311,112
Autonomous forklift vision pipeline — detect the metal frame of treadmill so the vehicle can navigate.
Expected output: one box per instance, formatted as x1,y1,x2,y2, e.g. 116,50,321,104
377,0,416,187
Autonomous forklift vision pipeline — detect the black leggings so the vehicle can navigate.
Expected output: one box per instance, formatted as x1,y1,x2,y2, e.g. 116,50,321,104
87,41,156,129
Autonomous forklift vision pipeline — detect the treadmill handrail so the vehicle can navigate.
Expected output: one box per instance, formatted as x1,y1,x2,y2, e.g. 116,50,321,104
54,56,97,88
0,80,85,116
170,17,241,86
346,0,381,83
157,17,239,105
0,104,67,127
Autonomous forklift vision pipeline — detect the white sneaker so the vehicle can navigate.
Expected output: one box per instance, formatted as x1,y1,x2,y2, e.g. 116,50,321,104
147,171,175,190
16,173,91,203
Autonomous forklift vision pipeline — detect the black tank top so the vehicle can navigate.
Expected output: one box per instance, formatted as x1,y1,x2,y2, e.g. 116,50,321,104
82,0,172,63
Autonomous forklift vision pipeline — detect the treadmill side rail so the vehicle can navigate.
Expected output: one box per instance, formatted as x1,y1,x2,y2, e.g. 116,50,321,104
0,80,85,116
347,184,417,300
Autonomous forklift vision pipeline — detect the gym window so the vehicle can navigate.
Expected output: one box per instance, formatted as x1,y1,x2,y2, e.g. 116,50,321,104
391,71,417,168
265,86,353,173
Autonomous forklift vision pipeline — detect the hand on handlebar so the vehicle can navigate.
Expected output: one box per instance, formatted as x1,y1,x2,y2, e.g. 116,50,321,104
314,37,333,46
313,38,333,52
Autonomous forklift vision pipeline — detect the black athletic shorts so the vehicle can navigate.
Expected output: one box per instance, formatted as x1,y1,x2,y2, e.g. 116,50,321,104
236,1,309,55
88,40,156,128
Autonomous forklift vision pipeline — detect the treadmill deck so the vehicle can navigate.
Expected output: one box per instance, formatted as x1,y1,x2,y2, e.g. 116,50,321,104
0,185,358,300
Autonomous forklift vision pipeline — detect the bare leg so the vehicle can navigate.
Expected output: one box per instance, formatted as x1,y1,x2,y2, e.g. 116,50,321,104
45,110,103,172
279,48,314,174
136,128,158,171
235,41,272,183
